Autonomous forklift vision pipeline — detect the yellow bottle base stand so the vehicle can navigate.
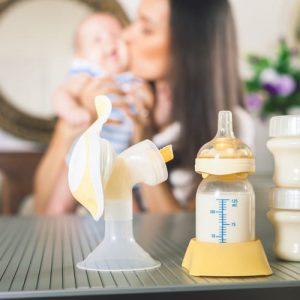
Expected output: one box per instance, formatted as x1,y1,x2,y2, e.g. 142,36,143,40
182,238,272,277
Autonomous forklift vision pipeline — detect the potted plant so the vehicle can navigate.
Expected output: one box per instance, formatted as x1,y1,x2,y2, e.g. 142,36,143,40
244,40,300,174
245,40,300,116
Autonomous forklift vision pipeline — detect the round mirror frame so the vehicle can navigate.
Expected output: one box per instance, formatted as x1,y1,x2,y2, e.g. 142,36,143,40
0,0,129,143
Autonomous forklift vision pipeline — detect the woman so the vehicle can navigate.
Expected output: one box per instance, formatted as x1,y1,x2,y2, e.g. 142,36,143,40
115,0,253,212
34,0,253,214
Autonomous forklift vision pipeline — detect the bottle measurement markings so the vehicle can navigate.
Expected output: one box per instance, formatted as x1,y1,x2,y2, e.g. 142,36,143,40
209,198,239,243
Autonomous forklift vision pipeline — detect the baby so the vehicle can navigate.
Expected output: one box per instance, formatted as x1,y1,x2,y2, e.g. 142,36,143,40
53,13,138,153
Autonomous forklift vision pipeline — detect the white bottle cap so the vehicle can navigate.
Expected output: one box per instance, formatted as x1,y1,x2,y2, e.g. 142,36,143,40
269,115,300,137
269,187,300,209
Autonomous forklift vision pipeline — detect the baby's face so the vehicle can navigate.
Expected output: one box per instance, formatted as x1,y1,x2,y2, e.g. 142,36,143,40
77,14,128,74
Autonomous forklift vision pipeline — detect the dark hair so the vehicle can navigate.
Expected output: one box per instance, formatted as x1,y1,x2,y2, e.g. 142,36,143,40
169,0,243,168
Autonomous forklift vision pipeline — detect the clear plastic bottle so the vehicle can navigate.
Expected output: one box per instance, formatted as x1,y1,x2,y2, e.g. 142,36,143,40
195,111,256,243
196,174,255,243
267,115,300,187
267,188,300,261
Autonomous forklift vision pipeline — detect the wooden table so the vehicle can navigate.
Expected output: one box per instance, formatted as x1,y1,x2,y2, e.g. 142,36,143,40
0,152,43,214
0,176,299,299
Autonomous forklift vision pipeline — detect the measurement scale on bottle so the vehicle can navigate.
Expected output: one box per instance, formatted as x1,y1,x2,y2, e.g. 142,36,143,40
208,197,240,243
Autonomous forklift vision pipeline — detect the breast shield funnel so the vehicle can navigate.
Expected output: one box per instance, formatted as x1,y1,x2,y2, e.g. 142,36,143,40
68,96,173,271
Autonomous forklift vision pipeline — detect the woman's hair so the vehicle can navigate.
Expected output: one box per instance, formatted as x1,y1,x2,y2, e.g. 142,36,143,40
169,0,243,168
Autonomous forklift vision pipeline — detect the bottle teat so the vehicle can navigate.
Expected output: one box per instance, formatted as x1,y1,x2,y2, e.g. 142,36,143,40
195,110,255,176
216,111,235,138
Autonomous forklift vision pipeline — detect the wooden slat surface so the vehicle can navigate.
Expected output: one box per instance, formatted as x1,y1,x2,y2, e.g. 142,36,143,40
0,176,300,298
0,213,299,299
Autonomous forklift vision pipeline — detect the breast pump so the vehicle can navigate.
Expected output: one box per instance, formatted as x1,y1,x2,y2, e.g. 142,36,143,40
68,96,173,271
182,111,272,277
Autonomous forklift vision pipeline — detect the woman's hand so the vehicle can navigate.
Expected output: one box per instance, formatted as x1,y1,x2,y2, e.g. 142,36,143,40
56,118,90,145
80,77,155,144
114,81,155,144
80,76,124,121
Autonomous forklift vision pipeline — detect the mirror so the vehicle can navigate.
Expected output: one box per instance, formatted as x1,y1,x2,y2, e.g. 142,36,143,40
0,0,129,143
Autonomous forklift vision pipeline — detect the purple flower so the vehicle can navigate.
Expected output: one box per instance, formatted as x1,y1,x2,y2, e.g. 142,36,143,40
260,68,279,85
246,93,263,111
263,83,279,95
276,75,296,96
260,69,296,96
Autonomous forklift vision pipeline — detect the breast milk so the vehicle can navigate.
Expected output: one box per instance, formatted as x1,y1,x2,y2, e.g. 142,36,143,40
267,115,300,187
196,191,254,243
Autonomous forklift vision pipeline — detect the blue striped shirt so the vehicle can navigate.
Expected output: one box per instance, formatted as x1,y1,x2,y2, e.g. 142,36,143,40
68,60,136,153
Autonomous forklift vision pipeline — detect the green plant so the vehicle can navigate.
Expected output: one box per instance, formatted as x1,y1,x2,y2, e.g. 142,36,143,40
245,40,300,116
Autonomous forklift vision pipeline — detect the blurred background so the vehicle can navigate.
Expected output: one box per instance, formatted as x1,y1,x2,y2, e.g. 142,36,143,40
0,0,300,214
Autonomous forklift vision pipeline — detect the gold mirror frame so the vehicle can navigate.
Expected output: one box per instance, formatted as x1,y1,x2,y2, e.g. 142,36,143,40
0,0,129,144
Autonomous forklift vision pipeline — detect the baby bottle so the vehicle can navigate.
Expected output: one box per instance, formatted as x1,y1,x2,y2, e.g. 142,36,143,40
267,188,300,261
195,111,255,243
182,111,272,277
267,114,300,261
267,115,300,187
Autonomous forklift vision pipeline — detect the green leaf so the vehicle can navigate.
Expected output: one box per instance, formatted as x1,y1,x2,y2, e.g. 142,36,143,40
244,40,300,117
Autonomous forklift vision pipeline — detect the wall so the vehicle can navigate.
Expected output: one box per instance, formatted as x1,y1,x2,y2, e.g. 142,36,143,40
118,0,140,20
231,0,300,56
0,0,92,118
120,0,300,56
0,0,300,173
1,0,298,119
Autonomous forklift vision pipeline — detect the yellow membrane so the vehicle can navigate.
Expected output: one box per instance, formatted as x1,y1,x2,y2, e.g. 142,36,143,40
159,145,174,163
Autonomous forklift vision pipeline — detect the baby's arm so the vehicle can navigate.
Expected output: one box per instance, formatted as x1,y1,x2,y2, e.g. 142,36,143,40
115,39,129,73
53,74,92,126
